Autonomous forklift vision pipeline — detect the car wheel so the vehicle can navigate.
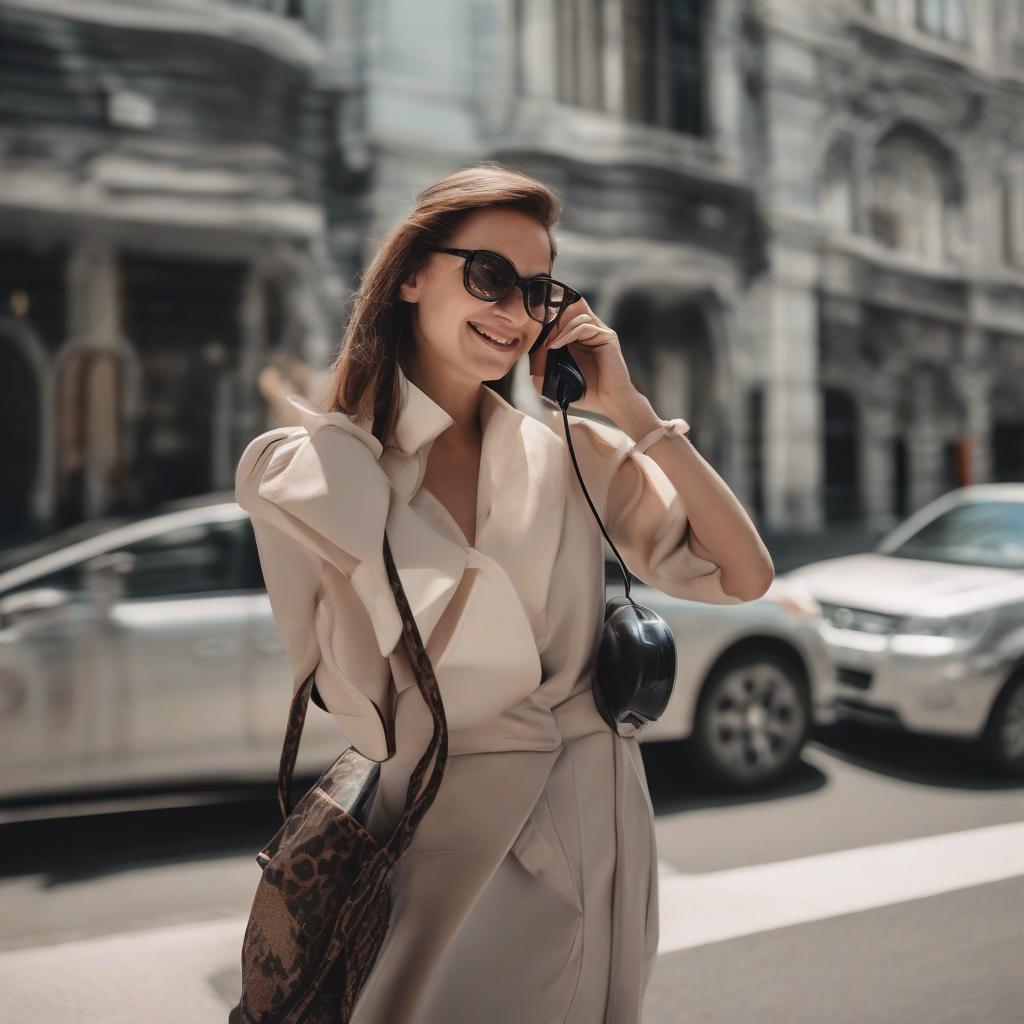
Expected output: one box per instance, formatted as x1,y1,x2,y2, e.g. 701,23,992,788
983,673,1024,774
692,648,810,789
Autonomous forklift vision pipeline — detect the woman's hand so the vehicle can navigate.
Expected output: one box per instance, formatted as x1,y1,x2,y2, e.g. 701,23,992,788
528,298,662,441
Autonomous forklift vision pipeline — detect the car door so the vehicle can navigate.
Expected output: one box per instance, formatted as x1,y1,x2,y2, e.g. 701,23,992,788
0,561,108,797
104,516,251,784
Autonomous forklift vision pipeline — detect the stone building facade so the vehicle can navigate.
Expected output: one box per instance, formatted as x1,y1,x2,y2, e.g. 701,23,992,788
5,0,1024,543
0,0,362,538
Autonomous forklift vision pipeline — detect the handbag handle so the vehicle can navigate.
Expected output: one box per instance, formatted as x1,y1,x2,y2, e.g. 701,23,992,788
276,535,448,824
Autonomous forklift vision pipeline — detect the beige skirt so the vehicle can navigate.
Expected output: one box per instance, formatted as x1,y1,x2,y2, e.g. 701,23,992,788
350,724,655,1024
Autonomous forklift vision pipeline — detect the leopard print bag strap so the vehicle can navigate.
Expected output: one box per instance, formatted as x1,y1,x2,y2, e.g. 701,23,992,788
382,536,449,837
276,670,315,819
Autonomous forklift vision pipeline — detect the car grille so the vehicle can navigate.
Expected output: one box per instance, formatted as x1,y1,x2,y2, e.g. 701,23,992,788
836,666,873,690
819,603,902,636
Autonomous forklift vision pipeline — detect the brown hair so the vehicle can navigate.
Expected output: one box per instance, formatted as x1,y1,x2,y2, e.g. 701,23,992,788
328,165,561,444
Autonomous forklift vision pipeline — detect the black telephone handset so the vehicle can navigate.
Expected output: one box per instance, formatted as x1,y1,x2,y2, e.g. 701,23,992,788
530,321,588,408
530,317,677,733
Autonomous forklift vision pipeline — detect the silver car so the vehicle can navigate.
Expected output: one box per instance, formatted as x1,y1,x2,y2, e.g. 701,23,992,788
0,499,341,800
0,498,835,798
790,484,1024,773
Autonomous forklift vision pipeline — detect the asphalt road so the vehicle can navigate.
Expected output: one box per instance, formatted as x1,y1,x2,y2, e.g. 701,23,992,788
1,723,1022,1022
641,725,1024,1024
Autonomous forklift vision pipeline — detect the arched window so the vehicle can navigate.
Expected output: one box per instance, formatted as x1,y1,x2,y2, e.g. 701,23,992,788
917,0,969,43
820,142,855,232
868,135,950,260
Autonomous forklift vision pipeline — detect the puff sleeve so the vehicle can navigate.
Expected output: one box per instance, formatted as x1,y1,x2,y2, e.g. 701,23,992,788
564,416,742,606
235,420,398,761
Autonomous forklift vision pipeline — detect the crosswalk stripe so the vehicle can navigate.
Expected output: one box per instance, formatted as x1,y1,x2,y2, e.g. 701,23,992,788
657,819,1024,954
1,821,1022,1021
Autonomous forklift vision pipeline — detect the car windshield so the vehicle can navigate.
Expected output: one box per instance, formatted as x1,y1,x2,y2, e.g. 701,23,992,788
887,500,1024,569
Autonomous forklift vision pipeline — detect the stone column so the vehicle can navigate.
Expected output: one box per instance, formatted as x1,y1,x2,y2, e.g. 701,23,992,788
708,0,743,168
68,242,119,343
64,241,123,519
602,0,625,116
518,0,557,99
762,240,823,531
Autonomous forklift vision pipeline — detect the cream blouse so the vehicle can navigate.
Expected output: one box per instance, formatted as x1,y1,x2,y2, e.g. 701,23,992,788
235,375,737,764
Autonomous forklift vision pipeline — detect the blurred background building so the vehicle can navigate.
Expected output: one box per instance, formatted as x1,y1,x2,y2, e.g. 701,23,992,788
3,0,1024,549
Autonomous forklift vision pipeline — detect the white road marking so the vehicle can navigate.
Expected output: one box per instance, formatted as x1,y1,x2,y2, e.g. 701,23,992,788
658,819,1024,954
1,822,1022,1021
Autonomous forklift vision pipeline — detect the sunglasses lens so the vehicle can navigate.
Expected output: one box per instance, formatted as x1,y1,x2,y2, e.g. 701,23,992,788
527,280,566,324
466,252,516,301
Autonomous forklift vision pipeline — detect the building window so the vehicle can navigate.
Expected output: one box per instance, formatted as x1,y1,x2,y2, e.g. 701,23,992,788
0,327,42,534
993,423,1024,481
893,437,909,519
556,0,606,110
122,254,246,509
625,0,705,135
868,135,950,261
747,387,765,521
824,389,860,523
917,0,969,43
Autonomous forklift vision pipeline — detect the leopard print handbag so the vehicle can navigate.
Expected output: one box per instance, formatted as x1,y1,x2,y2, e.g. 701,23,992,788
231,536,448,1024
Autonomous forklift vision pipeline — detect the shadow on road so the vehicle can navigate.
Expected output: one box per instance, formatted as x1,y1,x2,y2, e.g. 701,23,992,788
640,740,828,816
813,721,1024,791
0,777,322,882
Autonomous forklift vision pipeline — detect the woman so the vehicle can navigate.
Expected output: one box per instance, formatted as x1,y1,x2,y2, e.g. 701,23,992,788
236,166,773,1024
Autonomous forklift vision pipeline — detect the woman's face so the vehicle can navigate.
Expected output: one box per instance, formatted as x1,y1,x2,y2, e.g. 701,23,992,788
401,206,551,390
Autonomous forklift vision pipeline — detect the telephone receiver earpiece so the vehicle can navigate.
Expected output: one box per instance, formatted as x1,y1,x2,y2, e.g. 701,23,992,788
530,320,587,409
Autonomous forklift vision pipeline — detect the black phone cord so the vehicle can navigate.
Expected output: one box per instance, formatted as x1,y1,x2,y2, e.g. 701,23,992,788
560,403,635,605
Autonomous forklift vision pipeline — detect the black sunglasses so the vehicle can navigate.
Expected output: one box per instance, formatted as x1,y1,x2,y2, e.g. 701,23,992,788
428,247,582,325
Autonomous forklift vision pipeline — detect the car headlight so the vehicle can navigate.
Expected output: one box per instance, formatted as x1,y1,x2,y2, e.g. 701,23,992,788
889,612,993,657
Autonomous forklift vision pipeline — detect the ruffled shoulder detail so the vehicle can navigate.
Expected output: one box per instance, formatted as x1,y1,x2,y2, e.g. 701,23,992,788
287,395,383,457
237,404,471,660
236,418,402,658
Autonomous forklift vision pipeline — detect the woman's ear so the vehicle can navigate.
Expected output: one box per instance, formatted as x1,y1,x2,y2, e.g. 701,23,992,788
399,269,421,303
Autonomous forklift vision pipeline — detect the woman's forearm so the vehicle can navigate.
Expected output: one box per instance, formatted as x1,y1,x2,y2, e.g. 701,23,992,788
611,394,774,602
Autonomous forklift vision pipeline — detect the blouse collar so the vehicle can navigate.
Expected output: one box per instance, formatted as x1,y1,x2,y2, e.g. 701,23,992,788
286,371,526,511
387,373,527,516
391,373,455,455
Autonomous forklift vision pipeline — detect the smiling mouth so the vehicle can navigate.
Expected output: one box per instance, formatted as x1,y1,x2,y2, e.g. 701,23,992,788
469,321,517,348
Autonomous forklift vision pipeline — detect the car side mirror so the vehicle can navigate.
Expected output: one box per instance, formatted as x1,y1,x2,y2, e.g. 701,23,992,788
0,588,70,628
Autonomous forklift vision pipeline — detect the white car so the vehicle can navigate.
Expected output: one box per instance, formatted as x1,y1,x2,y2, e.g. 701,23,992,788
790,484,1024,773
620,571,835,788
0,498,835,798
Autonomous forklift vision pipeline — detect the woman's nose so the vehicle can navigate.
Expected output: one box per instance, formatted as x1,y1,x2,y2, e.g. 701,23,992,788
494,288,528,325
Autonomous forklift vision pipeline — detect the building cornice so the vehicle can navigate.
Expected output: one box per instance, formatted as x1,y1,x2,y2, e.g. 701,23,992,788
760,4,1024,97
0,0,323,68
